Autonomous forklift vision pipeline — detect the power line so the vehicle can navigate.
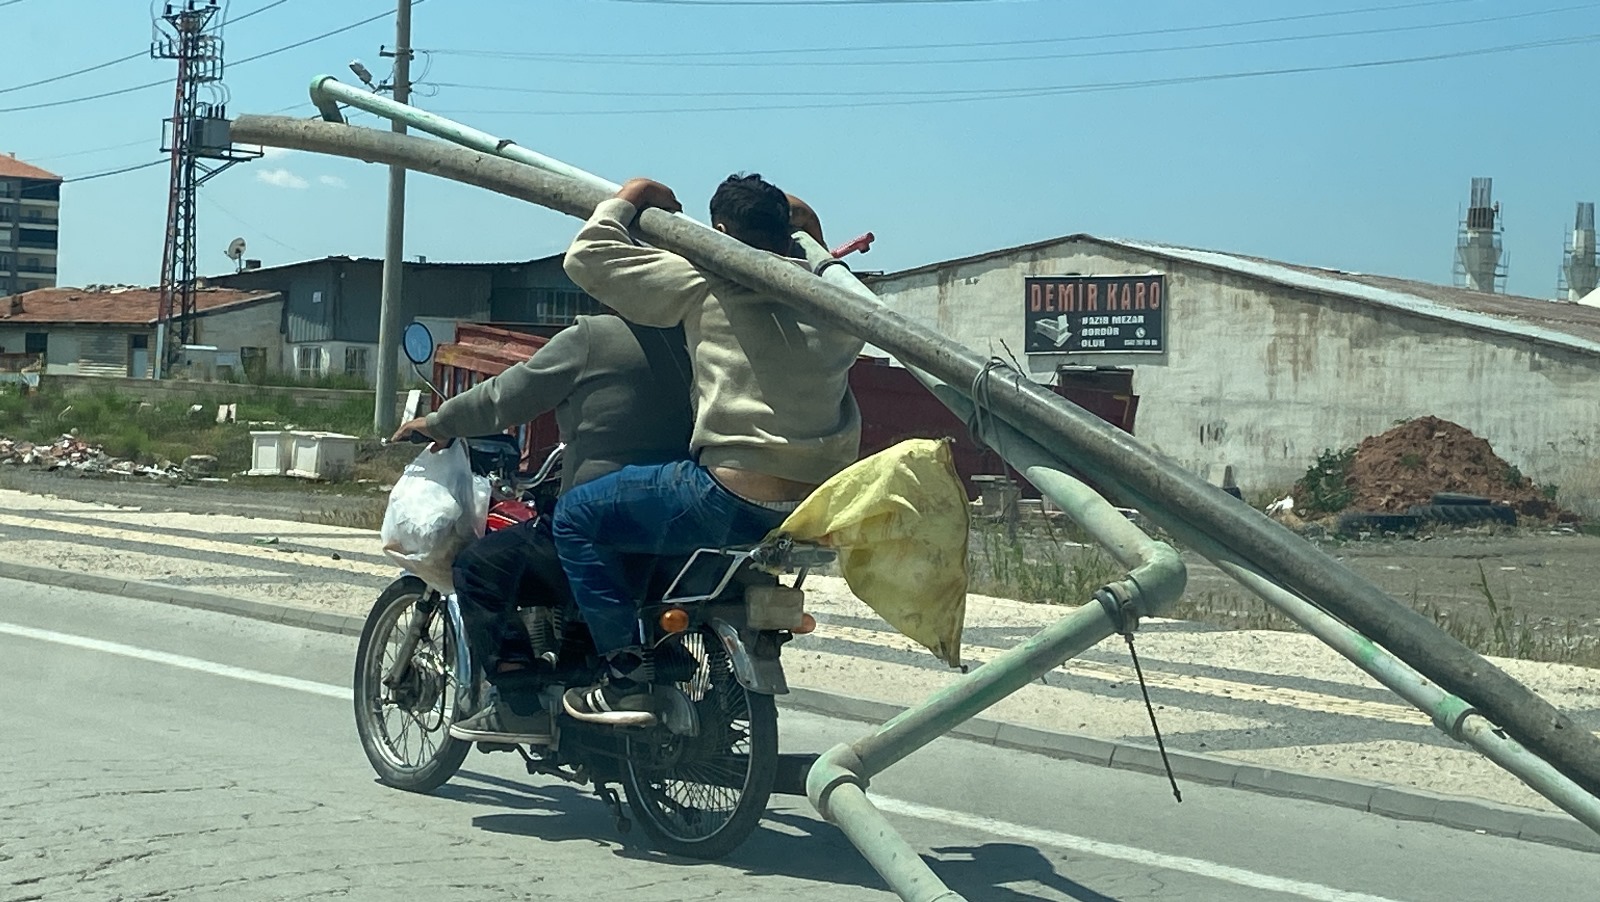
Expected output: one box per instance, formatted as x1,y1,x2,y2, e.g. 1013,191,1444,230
225,0,294,27
433,0,1478,61
0,0,30,8
432,31,1600,116
598,0,1020,4
33,139,153,162
0,51,146,96
0,0,292,96
0,1,420,114
201,194,307,255
434,3,1597,79
231,1,426,67
62,159,168,184
23,102,315,170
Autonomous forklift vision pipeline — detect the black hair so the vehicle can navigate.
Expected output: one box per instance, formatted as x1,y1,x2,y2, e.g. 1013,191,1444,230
708,173,791,254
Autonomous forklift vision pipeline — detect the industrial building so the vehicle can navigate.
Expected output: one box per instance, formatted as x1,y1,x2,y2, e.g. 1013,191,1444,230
865,181,1600,498
0,286,279,379
0,154,62,298
204,253,600,383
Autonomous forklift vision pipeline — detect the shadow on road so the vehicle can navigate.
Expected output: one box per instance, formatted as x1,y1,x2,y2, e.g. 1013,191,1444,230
444,769,1121,901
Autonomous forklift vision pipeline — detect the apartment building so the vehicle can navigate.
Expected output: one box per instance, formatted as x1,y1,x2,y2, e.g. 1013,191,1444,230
0,154,62,298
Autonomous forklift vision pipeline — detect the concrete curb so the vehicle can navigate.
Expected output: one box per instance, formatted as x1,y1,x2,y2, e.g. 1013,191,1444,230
0,561,369,638
6,560,1595,854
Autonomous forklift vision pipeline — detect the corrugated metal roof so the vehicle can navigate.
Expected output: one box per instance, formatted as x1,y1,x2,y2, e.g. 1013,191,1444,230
0,286,279,325
0,155,60,182
872,235,1600,357
209,253,560,280
1110,239,1600,356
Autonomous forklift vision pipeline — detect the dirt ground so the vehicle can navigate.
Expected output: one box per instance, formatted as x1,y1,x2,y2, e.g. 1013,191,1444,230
0,468,388,526
5,467,1596,664
1178,527,1600,664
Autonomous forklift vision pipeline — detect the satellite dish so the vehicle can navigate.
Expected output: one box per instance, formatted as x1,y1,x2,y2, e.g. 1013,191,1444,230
225,238,248,273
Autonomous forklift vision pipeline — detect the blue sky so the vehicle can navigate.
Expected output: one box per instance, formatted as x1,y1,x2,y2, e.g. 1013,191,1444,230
4,0,1598,299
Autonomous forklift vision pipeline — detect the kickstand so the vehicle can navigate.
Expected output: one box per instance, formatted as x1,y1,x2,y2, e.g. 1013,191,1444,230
596,783,632,835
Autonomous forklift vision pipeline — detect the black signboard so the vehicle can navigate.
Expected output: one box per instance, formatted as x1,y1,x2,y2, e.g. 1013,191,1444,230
1023,274,1166,355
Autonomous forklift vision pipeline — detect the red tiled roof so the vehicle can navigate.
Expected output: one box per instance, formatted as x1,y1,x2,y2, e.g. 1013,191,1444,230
0,155,61,181
0,286,279,325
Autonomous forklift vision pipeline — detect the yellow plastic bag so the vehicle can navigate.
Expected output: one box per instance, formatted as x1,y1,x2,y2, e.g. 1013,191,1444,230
772,438,969,666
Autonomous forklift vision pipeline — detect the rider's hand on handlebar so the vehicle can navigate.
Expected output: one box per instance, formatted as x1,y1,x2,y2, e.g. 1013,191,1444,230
391,417,448,451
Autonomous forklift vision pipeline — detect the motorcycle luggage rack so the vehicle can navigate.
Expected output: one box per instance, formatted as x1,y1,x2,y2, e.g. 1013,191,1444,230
659,537,835,606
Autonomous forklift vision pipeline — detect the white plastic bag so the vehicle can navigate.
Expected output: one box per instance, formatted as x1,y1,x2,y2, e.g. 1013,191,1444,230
380,442,491,593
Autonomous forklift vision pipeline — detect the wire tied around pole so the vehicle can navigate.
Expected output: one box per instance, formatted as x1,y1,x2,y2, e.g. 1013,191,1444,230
1097,588,1183,803
967,357,1021,452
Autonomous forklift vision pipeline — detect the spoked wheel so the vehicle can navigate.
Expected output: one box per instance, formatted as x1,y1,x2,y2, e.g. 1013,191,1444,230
353,577,471,793
621,626,778,860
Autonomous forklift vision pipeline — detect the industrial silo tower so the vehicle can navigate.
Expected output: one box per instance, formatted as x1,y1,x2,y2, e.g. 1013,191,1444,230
1558,202,1599,302
1454,177,1507,293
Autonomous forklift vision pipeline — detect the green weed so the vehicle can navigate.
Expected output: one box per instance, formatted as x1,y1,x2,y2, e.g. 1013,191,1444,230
1296,447,1357,514
0,384,378,477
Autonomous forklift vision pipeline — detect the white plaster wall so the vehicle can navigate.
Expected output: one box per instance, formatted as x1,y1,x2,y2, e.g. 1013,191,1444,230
870,239,1600,495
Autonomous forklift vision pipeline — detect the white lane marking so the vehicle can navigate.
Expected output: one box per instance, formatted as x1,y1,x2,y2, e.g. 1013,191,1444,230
1,619,1407,902
872,796,1406,902
0,621,347,699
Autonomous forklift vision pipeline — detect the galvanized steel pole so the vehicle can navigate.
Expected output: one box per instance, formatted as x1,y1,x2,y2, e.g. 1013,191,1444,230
227,114,1600,800
916,368,1600,834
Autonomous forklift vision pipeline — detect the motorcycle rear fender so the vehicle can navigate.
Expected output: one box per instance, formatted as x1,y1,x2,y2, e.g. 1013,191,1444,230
708,618,788,696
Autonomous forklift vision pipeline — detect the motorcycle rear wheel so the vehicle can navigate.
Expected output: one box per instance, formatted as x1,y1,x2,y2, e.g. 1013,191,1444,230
621,626,779,860
353,577,471,793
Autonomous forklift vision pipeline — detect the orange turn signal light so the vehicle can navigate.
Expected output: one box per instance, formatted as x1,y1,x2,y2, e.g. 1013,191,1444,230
793,612,817,635
659,608,690,634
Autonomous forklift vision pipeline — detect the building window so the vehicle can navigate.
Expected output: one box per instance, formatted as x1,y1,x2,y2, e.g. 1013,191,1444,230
240,346,268,381
24,257,38,270
294,345,324,380
344,346,369,378
24,332,46,357
530,288,603,327
0,182,11,198
24,209,39,222
22,282,39,291
130,334,148,350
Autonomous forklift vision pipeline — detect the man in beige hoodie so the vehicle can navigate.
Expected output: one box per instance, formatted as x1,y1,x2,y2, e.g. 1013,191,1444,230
556,173,864,725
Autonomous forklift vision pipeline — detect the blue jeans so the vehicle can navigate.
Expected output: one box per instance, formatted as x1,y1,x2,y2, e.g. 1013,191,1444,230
551,460,788,655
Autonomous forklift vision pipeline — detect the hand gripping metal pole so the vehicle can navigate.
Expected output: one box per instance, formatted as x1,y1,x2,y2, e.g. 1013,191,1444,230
228,111,1600,804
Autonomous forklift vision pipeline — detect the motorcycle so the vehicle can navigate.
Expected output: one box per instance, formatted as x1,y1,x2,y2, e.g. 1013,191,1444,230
351,322,830,860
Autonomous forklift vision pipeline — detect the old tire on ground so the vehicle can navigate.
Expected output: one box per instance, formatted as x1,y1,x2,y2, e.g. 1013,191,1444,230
622,626,779,860
1409,503,1517,526
1431,492,1492,507
1336,512,1423,535
353,577,471,793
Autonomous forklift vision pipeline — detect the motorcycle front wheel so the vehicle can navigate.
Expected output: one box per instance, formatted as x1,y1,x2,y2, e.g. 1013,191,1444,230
353,577,471,793
622,626,779,860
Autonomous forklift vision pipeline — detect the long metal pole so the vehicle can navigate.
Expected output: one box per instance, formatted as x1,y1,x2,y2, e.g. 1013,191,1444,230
372,1,411,434
1107,467,1600,833
914,367,1600,832
226,115,1600,799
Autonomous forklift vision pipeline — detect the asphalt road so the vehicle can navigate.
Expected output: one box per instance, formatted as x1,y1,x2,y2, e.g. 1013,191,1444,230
2,580,1595,901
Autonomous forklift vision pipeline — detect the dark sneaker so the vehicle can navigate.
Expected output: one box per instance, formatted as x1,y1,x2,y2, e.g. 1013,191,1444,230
448,692,554,744
561,683,658,728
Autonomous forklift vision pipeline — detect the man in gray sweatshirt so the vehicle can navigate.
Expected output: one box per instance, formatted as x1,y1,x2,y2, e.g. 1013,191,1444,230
391,313,693,742
556,173,865,725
